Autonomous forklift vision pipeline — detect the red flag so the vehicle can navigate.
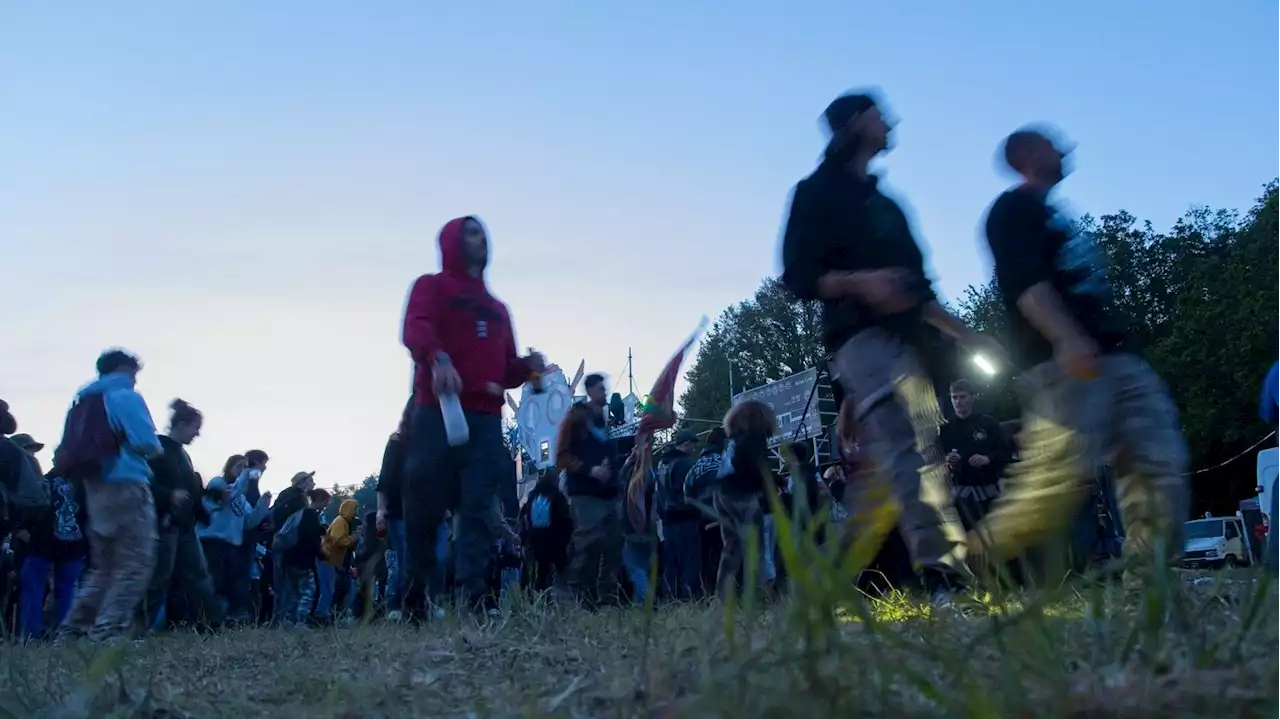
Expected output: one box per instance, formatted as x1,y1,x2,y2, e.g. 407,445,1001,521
627,317,708,534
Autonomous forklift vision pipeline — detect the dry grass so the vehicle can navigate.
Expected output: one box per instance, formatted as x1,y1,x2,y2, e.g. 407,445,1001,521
0,567,1274,719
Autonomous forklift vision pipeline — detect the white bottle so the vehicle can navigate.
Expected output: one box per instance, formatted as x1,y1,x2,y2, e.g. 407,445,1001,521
436,353,470,446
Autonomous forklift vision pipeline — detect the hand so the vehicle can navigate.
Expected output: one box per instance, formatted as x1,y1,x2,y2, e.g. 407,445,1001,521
171,489,190,507
945,452,961,470
1056,333,1100,380
589,462,611,482
968,454,990,468
845,268,918,316
432,359,463,396
262,491,273,505
375,509,388,534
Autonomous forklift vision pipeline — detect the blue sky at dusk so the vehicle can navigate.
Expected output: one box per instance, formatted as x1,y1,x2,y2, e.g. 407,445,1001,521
3,1,1276,491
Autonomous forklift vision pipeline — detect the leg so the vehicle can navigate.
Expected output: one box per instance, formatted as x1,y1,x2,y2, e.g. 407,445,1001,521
18,555,53,638
1107,355,1190,568
564,497,607,603
972,361,1105,561
714,491,757,601
400,405,453,619
314,561,336,621
52,557,85,630
830,329,967,577
62,476,118,635
622,542,650,603
139,527,179,629
293,567,317,626
452,412,504,603
172,528,226,627
385,518,405,612
761,514,778,585
676,522,703,600
597,500,625,605
91,483,158,638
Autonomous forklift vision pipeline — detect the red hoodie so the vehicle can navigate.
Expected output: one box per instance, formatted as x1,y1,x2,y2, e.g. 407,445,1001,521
402,216,533,414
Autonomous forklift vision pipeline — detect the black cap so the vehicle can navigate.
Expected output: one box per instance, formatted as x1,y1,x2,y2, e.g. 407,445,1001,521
823,91,880,155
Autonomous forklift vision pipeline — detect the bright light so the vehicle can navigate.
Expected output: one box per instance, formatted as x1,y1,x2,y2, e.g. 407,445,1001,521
971,354,998,377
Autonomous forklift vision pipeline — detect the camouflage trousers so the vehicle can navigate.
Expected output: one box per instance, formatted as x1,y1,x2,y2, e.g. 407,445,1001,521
62,479,158,640
972,354,1189,568
829,328,968,575
714,490,764,600
563,496,623,606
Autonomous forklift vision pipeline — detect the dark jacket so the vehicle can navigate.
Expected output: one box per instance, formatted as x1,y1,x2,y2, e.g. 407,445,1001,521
684,446,724,504
270,486,310,537
519,477,573,556
148,435,210,528
938,413,1012,487
654,446,698,523
555,402,619,499
280,507,324,569
377,433,408,520
781,164,939,352
718,430,772,496
20,474,88,561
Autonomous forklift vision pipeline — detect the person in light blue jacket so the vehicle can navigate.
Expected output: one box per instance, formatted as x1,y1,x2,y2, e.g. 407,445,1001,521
197,462,272,623
60,349,164,642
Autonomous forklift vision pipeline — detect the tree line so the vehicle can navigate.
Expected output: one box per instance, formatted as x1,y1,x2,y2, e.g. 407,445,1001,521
678,181,1279,513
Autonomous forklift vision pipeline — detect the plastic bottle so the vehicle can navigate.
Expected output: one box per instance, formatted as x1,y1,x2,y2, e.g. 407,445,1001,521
436,353,470,446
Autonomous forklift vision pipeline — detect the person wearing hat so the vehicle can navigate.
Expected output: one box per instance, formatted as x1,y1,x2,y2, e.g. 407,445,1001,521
268,470,316,625
780,90,999,600
654,429,702,600
8,434,44,475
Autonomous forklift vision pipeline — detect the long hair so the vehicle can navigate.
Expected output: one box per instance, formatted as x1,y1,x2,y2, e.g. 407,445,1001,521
220,454,246,480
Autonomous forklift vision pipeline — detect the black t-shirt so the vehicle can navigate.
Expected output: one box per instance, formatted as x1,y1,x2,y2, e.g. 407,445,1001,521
985,188,1128,368
938,413,1012,487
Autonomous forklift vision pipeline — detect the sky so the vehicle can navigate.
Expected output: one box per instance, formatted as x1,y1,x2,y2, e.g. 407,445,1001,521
2,1,1276,493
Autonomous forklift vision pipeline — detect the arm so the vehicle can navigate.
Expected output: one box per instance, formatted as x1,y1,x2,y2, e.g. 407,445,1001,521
987,195,1086,348
247,494,272,527
780,181,829,301
106,390,162,458
921,301,973,342
499,308,534,389
401,275,445,366
554,406,587,473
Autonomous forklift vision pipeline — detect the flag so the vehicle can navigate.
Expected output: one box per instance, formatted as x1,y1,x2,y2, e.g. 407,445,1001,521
626,316,709,534
568,359,586,395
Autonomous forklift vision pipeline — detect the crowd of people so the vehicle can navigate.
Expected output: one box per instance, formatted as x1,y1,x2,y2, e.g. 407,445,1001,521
2,88,1276,643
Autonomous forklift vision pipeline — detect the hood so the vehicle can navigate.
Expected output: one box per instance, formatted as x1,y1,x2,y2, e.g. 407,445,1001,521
80,371,135,397
438,215,483,279
339,499,358,520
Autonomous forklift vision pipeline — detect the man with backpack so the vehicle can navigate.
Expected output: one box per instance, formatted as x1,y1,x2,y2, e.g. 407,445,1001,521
655,430,701,600
56,349,164,642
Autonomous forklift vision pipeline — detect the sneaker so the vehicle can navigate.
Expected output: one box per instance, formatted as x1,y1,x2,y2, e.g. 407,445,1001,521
385,610,404,622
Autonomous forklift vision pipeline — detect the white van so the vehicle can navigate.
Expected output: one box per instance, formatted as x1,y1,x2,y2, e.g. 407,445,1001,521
1182,516,1251,568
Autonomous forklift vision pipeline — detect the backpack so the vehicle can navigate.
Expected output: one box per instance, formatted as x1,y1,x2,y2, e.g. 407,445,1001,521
273,509,305,552
50,476,83,542
0,443,52,516
52,392,119,479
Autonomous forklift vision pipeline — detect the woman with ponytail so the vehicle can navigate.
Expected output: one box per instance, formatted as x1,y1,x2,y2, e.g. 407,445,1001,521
139,399,225,630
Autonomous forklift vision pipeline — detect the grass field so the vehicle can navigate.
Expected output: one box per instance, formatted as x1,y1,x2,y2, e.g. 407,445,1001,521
0,568,1274,718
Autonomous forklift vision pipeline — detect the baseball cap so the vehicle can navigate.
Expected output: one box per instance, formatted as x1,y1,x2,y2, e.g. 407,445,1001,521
674,429,699,445
9,433,44,452
291,471,316,487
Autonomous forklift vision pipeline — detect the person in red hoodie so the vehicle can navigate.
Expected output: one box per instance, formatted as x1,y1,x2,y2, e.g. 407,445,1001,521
401,216,543,618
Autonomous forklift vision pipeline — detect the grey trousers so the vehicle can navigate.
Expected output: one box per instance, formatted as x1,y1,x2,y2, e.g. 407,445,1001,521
828,328,968,574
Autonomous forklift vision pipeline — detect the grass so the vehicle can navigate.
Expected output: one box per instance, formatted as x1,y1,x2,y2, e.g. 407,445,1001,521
0,567,1273,719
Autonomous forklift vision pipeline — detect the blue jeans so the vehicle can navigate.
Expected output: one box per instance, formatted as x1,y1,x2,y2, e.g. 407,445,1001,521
385,519,446,611
622,542,654,603
19,555,84,638
315,561,337,620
